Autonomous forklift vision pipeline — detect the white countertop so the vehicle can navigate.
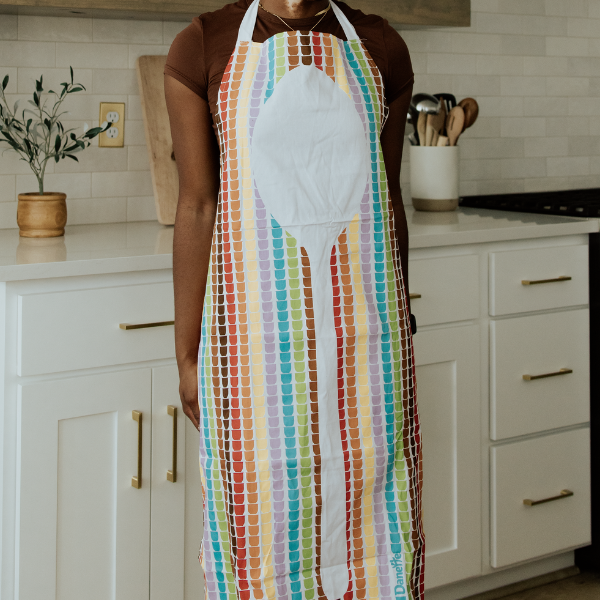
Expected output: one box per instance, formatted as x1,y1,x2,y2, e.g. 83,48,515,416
0,208,597,282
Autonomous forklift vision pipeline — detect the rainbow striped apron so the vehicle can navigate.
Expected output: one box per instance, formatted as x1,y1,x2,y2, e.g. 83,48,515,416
198,2,424,599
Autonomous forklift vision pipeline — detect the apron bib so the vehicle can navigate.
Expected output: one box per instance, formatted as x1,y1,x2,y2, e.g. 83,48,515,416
198,3,424,600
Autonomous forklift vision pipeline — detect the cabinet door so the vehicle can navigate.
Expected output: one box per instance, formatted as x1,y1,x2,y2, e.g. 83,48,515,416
17,370,152,600
413,325,482,589
150,365,203,600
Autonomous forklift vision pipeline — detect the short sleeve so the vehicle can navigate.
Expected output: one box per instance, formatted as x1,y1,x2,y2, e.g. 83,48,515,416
382,25,414,105
164,19,208,101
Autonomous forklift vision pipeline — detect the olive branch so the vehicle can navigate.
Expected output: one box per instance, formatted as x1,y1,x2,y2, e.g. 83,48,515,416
0,67,108,194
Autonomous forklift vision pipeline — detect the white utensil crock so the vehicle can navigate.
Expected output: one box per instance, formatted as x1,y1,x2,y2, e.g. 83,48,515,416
410,145,460,212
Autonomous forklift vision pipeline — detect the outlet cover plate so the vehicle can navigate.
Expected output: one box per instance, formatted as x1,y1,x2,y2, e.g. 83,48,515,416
99,102,125,148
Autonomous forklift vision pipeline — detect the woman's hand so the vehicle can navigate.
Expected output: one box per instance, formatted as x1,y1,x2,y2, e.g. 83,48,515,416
179,361,200,430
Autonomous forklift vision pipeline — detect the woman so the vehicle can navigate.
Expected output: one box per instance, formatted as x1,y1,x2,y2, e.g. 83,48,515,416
164,1,424,599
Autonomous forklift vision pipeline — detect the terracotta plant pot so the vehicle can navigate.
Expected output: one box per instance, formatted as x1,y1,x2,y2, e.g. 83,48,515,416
17,192,67,238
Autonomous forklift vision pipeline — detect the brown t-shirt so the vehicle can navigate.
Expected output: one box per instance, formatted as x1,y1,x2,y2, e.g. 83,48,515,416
165,0,414,136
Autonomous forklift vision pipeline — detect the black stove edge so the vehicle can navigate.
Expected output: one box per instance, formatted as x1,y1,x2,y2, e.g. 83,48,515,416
575,233,600,571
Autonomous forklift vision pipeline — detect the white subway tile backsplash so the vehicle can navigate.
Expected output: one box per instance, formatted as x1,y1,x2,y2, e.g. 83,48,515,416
92,69,138,94
501,35,546,56
545,0,589,18
521,15,568,36
567,17,600,38
567,56,600,76
0,202,17,229
523,176,572,191
522,96,569,117
128,146,150,171
477,54,523,75
124,120,148,146
546,76,590,96
127,196,157,221
0,41,55,68
474,13,524,35
54,147,129,174
427,53,477,75
500,76,546,97
18,16,92,42
523,56,568,76
479,96,524,117
91,170,153,198
0,175,16,203
496,0,546,16
56,42,128,69
546,36,589,56
93,19,163,44
525,136,569,157
127,94,143,121
547,156,590,176
0,15,17,40
568,136,600,156
67,196,127,225
568,96,600,115
546,116,590,136
501,157,547,178
451,33,502,55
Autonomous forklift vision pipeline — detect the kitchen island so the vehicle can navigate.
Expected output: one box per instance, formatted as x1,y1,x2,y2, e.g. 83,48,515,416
0,208,596,600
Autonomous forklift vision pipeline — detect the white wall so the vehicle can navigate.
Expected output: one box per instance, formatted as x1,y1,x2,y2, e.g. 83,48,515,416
0,0,599,228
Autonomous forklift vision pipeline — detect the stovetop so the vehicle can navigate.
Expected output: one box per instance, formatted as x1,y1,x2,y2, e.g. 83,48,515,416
460,188,600,218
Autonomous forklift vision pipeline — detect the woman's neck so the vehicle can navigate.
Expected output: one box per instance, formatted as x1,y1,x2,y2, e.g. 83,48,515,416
260,0,330,19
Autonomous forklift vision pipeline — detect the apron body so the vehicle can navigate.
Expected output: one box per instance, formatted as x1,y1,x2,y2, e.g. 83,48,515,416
198,3,424,600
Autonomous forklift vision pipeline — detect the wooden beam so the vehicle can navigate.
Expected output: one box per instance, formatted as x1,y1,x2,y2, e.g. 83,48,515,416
0,0,470,26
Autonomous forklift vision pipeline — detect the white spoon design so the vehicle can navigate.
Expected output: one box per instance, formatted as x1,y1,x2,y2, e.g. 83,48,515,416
252,65,369,600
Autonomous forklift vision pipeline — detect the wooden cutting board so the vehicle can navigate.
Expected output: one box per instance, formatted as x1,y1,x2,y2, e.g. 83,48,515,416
136,55,178,225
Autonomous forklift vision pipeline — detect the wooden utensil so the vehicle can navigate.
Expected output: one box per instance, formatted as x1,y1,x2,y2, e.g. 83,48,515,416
446,106,465,146
458,97,479,132
417,111,428,146
437,135,449,147
426,103,446,147
136,55,178,225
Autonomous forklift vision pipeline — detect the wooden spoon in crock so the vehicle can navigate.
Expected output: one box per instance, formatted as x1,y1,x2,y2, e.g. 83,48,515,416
458,97,479,132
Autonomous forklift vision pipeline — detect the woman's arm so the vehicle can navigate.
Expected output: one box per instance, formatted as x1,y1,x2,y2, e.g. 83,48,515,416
165,75,221,429
380,85,413,314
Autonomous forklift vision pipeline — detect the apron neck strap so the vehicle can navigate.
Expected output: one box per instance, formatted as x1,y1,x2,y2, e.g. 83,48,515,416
237,0,360,44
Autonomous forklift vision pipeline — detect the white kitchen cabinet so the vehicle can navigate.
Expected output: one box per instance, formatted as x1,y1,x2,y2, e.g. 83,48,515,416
491,428,591,568
2,271,203,600
414,325,481,589
151,365,203,600
16,370,152,600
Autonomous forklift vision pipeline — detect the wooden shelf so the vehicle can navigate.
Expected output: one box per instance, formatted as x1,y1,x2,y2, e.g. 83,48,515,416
0,0,470,26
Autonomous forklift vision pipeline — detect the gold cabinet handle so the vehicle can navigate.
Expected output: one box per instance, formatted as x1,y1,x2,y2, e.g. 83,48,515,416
523,368,573,381
524,489,573,506
120,321,174,330
167,405,178,483
132,411,142,489
409,293,422,300
522,276,572,286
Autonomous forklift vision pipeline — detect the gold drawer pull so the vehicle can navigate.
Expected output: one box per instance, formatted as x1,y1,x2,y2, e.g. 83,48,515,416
120,321,174,330
409,293,422,300
132,411,142,489
524,489,573,506
523,368,573,381
522,276,572,286
167,405,178,483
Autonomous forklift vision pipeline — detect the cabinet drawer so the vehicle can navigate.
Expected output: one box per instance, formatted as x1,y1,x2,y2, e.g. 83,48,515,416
18,283,175,376
491,428,591,568
409,254,479,326
490,310,590,440
489,245,588,316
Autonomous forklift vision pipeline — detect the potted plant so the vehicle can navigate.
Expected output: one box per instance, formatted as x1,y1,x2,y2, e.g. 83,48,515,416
0,68,107,237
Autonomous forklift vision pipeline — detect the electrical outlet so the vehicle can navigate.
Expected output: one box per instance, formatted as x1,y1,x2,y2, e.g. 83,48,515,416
98,102,125,148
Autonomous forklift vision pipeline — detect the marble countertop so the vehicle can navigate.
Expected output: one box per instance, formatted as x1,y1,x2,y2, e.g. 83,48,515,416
0,208,597,282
